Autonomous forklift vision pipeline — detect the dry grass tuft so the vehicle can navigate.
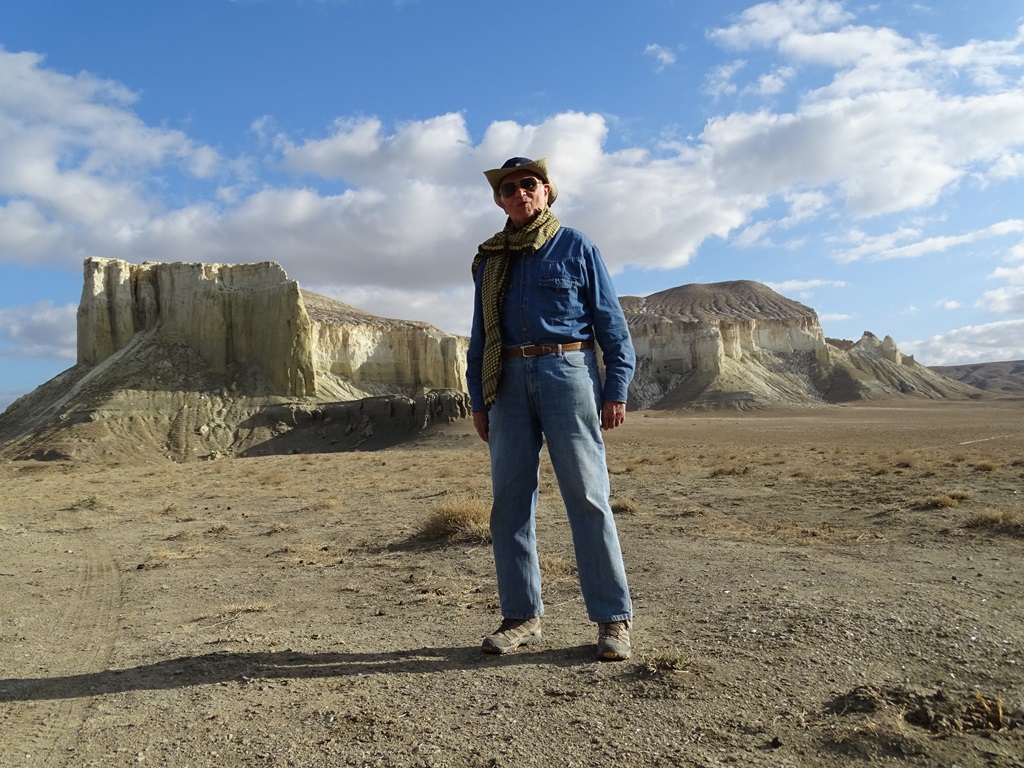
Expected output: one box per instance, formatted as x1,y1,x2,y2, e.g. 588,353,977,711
264,522,295,535
914,490,971,509
260,469,289,486
961,508,1024,537
973,459,998,472
919,494,960,509
419,496,491,543
708,463,750,478
892,451,917,469
539,553,575,577
67,495,102,511
610,496,639,515
199,602,272,621
638,649,691,676
305,498,340,513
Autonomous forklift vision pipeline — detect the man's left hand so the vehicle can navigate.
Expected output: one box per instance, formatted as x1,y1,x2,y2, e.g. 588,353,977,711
601,401,627,430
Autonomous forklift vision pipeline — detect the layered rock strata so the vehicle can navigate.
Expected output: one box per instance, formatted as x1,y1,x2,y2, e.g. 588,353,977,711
0,258,469,460
620,281,981,408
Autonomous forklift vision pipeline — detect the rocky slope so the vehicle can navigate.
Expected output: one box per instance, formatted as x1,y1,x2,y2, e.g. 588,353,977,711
0,258,469,461
931,359,1024,397
620,281,983,408
0,263,990,462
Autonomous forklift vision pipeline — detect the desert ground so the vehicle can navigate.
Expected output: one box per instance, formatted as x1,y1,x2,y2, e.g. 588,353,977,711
1,400,1022,768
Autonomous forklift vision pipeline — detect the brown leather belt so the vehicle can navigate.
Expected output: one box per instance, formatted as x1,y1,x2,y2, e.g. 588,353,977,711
502,340,595,359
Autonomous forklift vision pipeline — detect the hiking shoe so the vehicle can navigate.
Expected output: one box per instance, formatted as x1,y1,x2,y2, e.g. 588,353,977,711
597,620,632,661
481,617,542,654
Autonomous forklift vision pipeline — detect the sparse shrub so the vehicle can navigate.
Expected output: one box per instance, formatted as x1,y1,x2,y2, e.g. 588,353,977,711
539,554,575,577
973,460,998,472
961,509,1024,537
893,451,916,469
199,603,272,621
260,469,289,486
709,463,750,478
68,495,102,511
420,496,491,543
264,522,294,535
639,649,691,676
611,496,639,515
919,494,959,509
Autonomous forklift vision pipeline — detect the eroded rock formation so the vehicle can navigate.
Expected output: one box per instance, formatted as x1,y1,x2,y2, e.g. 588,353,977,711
620,281,982,408
0,263,987,462
0,258,469,461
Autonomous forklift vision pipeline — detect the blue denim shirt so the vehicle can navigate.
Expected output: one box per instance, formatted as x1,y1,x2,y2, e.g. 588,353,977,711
467,226,636,412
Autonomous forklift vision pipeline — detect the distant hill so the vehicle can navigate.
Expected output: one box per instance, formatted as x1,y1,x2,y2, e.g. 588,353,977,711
0,262,1007,462
930,360,1024,397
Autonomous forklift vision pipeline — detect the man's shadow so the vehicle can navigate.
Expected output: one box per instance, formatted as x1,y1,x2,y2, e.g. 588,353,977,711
1,644,600,703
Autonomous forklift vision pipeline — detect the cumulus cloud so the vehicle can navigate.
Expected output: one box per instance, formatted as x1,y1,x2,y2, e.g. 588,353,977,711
901,319,1024,365
837,221,1024,262
644,44,677,72
766,278,846,292
0,301,77,359
2,1,1024,355
702,1,1024,217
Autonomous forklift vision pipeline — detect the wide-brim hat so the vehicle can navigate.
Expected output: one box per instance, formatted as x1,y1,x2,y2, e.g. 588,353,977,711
483,156,558,206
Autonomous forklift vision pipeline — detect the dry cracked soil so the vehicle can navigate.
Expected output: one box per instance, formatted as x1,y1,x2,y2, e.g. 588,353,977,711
1,400,1023,767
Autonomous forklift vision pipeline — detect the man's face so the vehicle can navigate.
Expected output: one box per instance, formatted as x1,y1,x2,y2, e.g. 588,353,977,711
497,170,550,228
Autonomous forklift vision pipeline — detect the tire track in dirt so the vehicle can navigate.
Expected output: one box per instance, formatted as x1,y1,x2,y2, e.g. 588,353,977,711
0,522,121,767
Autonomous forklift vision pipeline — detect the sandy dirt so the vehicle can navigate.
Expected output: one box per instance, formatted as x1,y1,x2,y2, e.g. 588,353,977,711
1,400,1023,768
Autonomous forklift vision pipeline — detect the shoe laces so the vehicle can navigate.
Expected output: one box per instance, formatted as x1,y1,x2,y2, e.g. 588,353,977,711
600,620,630,641
495,617,537,637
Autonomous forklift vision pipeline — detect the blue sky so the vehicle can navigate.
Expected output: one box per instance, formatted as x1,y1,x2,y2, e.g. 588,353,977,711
2,0,1023,411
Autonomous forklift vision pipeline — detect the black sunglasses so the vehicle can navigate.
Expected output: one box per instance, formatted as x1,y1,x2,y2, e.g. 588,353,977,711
498,177,544,198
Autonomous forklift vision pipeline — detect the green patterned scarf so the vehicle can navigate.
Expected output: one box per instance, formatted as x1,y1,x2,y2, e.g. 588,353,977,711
471,207,561,407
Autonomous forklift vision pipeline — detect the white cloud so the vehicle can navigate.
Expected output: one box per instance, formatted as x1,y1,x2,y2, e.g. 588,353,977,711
978,261,1024,313
0,47,225,266
766,278,846,292
309,283,474,336
710,0,854,49
3,4,1024,369
937,299,962,310
644,44,677,72
702,1,1024,219
901,319,1024,365
0,301,77,359
751,66,796,96
837,220,1024,262
703,60,746,98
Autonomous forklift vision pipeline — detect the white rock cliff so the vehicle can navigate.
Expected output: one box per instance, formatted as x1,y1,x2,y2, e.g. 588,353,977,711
76,257,467,400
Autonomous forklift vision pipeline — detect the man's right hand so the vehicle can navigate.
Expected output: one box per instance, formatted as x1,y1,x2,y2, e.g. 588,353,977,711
473,410,489,443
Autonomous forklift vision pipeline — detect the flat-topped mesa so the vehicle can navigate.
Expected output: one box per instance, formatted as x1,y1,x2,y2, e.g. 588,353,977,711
619,281,978,407
78,258,316,396
620,281,834,407
75,258,468,401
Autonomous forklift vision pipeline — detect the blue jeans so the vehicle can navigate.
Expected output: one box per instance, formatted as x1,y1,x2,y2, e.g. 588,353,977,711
488,347,632,624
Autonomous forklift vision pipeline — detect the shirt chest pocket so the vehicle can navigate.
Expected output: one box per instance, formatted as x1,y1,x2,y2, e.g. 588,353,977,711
538,270,582,320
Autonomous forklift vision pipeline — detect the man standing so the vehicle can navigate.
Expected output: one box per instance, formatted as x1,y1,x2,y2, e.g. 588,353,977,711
467,157,636,661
